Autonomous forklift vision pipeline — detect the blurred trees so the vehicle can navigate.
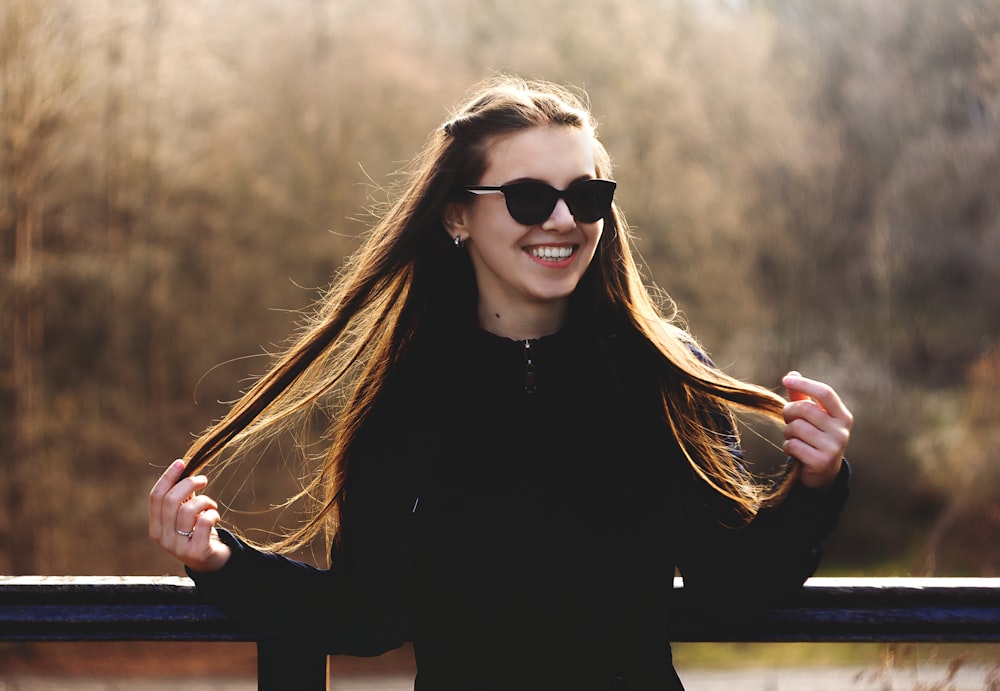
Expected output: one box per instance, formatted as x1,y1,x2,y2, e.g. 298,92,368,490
2,0,84,574
0,0,997,575
919,344,1000,575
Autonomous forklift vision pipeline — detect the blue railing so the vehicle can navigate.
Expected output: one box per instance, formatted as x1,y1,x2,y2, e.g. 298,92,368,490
2,576,998,690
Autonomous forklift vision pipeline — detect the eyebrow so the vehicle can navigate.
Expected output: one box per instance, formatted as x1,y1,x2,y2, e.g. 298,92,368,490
497,174,596,187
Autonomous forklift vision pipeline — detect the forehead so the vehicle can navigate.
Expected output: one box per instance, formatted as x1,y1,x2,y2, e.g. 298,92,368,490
480,125,597,185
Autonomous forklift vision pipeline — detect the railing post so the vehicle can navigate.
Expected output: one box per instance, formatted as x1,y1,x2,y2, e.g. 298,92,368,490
256,640,329,691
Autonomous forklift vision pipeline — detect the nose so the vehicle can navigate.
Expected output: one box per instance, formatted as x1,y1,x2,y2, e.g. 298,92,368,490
541,198,575,232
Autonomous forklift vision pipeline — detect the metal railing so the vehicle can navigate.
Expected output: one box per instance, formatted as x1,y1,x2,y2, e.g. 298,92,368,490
2,576,999,690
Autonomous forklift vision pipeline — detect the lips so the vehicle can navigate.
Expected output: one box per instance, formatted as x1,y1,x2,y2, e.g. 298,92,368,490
527,245,576,261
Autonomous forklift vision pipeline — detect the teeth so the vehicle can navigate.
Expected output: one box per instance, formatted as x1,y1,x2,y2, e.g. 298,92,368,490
529,246,574,260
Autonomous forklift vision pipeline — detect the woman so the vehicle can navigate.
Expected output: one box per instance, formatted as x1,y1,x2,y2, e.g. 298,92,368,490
150,76,852,690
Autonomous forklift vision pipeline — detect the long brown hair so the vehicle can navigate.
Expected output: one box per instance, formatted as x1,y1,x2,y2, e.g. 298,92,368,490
180,75,797,554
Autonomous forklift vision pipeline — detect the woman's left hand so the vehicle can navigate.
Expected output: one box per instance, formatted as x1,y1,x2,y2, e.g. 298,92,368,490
782,371,853,489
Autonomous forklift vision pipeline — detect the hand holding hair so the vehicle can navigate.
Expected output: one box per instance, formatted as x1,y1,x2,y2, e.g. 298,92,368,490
148,459,231,574
781,371,853,490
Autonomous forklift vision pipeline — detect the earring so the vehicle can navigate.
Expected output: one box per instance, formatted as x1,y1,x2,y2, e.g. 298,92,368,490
453,235,465,248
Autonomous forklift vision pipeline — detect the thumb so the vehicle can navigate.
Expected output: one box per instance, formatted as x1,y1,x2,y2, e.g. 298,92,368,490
785,370,810,402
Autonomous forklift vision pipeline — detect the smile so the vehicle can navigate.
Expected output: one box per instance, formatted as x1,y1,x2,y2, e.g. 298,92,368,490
527,245,576,261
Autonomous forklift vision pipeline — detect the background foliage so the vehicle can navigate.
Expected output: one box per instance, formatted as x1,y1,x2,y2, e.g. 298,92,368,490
2,0,998,577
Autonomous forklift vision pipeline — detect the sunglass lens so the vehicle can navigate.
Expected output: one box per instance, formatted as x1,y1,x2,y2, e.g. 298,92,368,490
504,182,559,225
500,180,616,225
565,180,616,223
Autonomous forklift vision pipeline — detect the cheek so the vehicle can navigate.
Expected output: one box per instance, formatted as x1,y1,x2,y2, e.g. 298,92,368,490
585,221,604,251
581,222,609,271
468,207,521,244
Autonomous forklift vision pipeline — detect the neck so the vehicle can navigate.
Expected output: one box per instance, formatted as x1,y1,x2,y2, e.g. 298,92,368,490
477,300,568,340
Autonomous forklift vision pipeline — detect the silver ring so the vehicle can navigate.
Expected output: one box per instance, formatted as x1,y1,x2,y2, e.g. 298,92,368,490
176,529,194,540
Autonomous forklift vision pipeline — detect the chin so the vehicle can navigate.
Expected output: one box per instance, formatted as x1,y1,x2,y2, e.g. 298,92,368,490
529,281,582,303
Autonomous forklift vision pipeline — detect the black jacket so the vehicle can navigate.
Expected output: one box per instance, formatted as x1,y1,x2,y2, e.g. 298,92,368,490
190,320,849,690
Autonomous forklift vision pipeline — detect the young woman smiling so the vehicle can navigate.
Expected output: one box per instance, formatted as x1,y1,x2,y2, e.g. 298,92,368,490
447,125,605,338
150,76,852,690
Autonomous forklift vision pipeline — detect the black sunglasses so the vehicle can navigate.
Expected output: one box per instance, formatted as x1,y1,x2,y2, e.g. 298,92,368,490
464,178,617,226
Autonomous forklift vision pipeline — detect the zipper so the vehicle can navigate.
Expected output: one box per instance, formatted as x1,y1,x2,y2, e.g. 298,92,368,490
523,339,537,394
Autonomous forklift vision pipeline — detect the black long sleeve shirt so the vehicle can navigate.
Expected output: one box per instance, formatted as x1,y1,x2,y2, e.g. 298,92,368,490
190,320,849,690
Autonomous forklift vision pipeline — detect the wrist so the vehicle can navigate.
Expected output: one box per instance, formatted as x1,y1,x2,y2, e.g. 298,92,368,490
186,542,232,575
798,457,847,491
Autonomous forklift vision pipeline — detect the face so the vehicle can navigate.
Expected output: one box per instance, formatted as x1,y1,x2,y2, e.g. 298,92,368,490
445,125,604,337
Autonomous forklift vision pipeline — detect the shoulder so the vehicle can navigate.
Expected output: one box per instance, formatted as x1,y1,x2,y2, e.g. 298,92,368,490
602,316,706,374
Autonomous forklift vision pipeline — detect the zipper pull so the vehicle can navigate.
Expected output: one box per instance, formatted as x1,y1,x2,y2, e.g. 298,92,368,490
523,339,536,394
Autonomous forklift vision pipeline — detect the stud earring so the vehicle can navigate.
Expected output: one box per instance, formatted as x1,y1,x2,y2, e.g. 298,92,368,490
453,235,465,248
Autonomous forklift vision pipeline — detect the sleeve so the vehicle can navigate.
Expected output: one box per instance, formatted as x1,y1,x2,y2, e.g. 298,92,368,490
606,326,850,622
187,525,408,656
185,361,426,656
674,458,850,622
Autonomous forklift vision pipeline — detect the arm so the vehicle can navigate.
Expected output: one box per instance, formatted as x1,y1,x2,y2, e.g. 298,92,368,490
188,526,410,656
148,457,413,656
675,372,852,620
147,347,430,655
675,461,850,621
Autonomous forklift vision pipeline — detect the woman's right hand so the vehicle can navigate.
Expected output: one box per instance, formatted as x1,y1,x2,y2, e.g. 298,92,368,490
149,459,232,573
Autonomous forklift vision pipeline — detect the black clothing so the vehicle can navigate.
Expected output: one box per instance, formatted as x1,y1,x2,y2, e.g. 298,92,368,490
190,320,849,690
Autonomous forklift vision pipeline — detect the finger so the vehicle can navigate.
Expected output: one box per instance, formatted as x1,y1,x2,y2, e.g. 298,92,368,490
184,508,228,573
782,407,850,488
784,397,836,434
785,396,853,452
785,438,844,488
783,371,827,409
783,418,843,460
158,475,208,542
175,495,219,536
788,446,843,488
149,459,187,539
783,416,841,461
783,372,853,427
784,371,810,403
783,436,822,467
184,508,226,571
193,508,222,547
174,503,220,556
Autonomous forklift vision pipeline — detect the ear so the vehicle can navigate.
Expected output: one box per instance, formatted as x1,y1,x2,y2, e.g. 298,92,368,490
443,201,470,242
